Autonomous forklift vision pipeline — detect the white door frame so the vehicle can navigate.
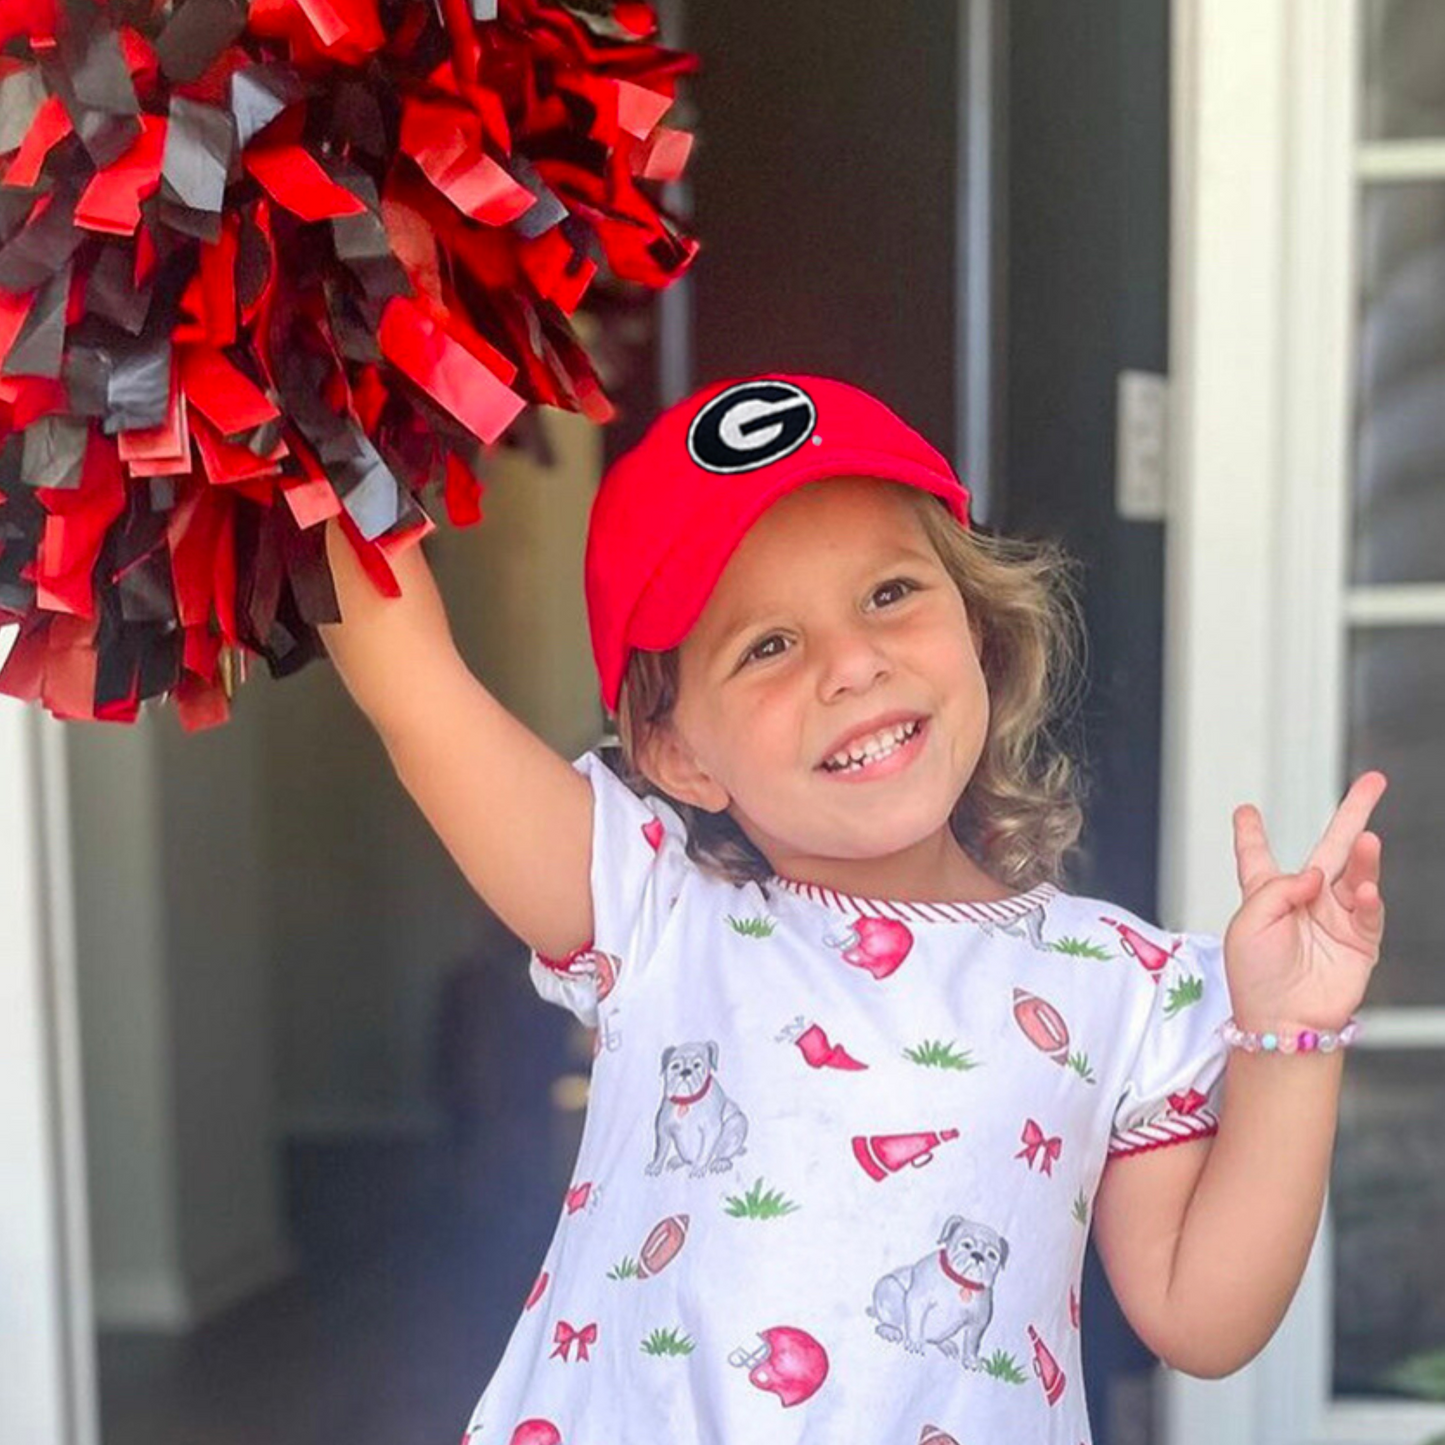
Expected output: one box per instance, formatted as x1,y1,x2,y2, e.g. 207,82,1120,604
1163,3,1445,1442
0,695,99,1445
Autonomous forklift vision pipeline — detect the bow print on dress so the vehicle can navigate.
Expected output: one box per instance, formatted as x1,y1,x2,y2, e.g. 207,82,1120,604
550,1320,598,1362
1015,1119,1063,1176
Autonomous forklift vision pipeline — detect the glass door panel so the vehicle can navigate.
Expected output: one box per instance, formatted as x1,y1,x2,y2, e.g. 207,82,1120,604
1355,181,1445,584
1333,1049,1445,1400
1362,0,1445,140
1345,626,1445,1008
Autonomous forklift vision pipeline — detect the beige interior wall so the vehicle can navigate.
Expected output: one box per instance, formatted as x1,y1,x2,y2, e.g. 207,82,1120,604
71,404,605,1331
264,406,605,1139
432,405,606,759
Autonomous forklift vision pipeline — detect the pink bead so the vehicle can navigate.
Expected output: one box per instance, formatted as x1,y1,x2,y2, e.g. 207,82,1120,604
1298,1030,1318,1052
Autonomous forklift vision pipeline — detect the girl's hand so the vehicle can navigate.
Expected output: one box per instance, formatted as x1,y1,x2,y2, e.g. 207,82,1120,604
1223,771,1388,1035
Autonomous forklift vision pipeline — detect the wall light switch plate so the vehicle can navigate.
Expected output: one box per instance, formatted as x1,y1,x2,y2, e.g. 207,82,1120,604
1116,370,1169,522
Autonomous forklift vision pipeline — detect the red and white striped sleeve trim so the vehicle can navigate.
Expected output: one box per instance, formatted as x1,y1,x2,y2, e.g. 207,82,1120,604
533,942,597,977
1107,1108,1220,1159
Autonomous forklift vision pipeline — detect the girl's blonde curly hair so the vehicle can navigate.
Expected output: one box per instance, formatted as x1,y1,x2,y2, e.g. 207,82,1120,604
610,486,1091,895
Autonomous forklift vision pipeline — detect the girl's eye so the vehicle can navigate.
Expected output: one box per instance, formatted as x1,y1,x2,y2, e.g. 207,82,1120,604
870,578,918,608
743,633,788,665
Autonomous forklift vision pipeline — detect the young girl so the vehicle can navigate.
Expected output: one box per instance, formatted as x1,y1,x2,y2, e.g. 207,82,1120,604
321,373,1387,1445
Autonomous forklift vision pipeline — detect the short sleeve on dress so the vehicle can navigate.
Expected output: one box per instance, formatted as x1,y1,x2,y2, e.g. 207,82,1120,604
527,748,690,1025
1108,929,1234,1160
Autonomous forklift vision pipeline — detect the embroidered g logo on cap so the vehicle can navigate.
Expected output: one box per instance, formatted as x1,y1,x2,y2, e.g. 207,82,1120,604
686,380,818,474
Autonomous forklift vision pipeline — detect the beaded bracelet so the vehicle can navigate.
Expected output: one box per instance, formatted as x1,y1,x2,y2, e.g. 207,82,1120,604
1218,1016,1360,1054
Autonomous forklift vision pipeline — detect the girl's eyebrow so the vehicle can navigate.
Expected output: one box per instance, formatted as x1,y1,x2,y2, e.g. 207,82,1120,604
884,544,940,569
704,546,940,662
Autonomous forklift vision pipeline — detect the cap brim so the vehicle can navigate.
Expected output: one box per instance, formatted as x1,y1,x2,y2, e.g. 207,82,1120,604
627,453,971,659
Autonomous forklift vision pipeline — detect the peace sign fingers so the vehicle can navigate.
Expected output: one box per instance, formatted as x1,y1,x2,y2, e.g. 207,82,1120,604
1335,828,1380,904
1225,773,1388,1022
1233,802,1281,900
1306,771,1389,886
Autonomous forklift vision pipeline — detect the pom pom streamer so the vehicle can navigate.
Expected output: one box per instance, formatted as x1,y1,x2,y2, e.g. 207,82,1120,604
0,0,698,727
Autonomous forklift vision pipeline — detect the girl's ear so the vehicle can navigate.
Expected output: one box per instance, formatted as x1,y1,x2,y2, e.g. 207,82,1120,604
635,719,731,813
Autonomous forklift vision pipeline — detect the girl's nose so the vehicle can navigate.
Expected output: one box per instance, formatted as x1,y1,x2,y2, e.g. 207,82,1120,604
816,624,892,699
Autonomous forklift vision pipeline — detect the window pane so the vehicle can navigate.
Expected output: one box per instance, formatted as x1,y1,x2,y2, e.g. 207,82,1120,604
1333,1049,1445,1399
1345,627,1445,1006
1362,0,1445,140
1354,181,1445,585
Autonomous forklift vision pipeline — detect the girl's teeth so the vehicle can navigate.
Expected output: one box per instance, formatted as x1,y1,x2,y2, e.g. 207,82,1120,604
825,721,919,771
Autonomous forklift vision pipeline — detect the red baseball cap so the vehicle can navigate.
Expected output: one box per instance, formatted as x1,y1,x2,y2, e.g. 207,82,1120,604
586,373,972,712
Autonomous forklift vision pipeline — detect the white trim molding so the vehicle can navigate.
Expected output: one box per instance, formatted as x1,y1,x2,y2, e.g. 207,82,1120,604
1344,584,1445,625
1352,1008,1445,1048
1357,138,1445,181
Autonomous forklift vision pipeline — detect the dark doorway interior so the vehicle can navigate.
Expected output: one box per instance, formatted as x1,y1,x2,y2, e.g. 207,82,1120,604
1006,4,1174,1442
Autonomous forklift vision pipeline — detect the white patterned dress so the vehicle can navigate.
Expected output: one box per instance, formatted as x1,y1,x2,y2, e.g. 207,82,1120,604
459,749,1232,1445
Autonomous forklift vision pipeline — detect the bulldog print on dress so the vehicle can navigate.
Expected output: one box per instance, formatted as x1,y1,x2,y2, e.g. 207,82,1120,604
463,749,1235,1445
868,1215,1011,1368
645,1040,750,1178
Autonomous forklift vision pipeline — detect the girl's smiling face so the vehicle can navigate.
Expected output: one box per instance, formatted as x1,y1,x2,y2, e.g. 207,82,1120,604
638,477,999,899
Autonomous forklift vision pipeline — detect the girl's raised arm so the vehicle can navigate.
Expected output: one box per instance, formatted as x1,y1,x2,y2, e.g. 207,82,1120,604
318,516,595,960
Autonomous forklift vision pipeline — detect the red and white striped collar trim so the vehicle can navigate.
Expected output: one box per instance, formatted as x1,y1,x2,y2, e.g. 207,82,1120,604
765,877,1060,925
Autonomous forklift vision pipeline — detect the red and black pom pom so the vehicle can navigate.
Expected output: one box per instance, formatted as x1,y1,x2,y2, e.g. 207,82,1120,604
0,0,697,728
